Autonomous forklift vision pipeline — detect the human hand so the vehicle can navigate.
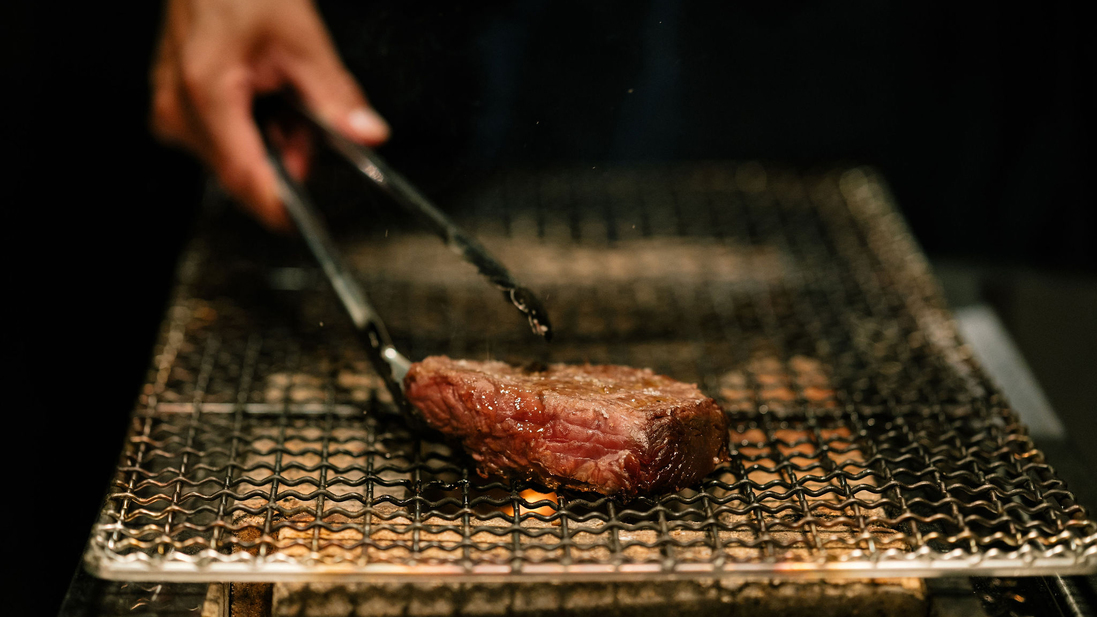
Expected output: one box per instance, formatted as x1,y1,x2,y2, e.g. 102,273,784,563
150,0,389,230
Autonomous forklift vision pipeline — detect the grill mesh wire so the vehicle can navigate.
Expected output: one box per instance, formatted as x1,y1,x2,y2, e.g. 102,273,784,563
85,165,1097,581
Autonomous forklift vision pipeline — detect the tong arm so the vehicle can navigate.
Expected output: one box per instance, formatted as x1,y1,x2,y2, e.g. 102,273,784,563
268,153,411,403
295,105,553,340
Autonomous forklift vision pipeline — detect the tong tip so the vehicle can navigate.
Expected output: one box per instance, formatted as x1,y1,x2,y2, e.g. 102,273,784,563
509,287,553,342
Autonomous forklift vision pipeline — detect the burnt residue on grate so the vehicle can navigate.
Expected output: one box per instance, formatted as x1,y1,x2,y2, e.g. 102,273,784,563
84,164,1097,581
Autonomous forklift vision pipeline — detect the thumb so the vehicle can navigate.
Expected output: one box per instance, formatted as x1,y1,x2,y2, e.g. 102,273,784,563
284,46,390,146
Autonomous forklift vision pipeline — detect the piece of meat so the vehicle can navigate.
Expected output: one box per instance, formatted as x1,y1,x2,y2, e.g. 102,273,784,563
403,356,729,498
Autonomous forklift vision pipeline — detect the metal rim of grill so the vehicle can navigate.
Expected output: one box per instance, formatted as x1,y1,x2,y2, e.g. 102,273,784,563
83,164,1097,582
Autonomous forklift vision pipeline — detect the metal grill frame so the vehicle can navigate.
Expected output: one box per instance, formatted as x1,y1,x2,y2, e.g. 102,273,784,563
83,165,1097,582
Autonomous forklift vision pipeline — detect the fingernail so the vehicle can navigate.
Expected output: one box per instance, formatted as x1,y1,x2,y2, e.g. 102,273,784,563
347,107,389,140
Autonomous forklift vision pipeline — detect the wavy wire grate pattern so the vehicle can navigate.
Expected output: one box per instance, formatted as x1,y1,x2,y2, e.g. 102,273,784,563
85,165,1097,582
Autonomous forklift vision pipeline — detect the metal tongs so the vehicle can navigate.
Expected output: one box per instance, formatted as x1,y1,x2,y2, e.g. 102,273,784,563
257,97,552,411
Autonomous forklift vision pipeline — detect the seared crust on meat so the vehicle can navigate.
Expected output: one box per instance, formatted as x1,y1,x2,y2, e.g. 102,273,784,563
404,356,729,498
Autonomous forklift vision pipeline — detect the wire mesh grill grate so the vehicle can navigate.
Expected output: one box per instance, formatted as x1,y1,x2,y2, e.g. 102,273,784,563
84,165,1097,581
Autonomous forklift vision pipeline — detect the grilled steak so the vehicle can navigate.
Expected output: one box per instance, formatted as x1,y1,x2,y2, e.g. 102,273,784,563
403,356,729,498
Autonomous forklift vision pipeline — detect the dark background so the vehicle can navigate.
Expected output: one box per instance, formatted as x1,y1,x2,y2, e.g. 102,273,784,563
4,3,1093,614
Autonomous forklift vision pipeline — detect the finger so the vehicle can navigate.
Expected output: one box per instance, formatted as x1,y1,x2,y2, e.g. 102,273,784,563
289,58,389,146
275,12,390,145
186,70,292,232
268,118,313,182
149,68,186,144
148,11,189,146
